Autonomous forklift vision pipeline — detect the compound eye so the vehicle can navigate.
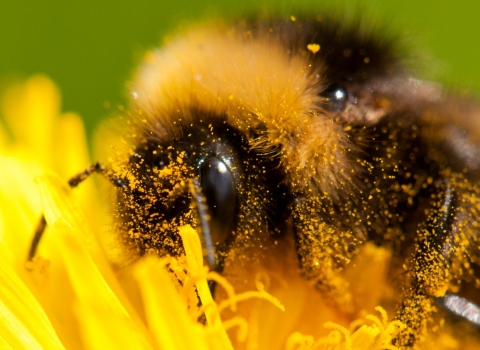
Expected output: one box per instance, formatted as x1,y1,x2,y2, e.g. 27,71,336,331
200,157,236,244
321,84,348,111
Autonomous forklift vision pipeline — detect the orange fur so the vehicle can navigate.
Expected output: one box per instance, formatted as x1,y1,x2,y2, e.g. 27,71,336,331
130,23,354,197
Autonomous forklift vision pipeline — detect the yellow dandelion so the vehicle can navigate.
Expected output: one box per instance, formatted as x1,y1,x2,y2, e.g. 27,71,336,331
0,76,476,350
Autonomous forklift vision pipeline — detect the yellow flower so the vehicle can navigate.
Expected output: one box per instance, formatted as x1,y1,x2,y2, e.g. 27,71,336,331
0,76,471,350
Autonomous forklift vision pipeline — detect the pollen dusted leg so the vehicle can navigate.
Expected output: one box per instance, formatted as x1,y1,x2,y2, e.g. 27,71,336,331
292,197,358,314
394,179,478,347
28,162,127,260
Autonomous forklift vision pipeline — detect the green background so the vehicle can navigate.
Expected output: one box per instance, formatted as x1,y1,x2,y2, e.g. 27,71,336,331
1,0,480,137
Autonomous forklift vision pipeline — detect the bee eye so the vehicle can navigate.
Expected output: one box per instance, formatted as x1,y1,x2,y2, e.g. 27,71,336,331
321,84,348,111
200,157,236,244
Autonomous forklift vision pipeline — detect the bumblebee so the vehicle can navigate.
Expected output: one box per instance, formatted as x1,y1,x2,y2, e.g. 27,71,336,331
30,15,480,348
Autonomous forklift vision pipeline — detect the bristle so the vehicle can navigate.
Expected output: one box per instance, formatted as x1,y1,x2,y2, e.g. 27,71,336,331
129,17,403,199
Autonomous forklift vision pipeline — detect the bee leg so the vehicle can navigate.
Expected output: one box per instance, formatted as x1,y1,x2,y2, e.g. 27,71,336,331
188,179,220,297
292,197,356,314
187,178,218,271
28,162,127,261
394,180,458,347
437,293,480,328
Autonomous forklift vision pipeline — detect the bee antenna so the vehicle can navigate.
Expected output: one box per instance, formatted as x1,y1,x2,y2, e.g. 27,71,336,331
28,162,128,261
67,162,129,191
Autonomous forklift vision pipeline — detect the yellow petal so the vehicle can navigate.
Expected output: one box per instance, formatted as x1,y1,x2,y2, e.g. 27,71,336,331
179,225,219,320
179,225,234,350
1,76,59,169
134,257,209,350
0,242,64,349
35,172,154,348
0,153,42,270
50,221,152,350
55,112,100,225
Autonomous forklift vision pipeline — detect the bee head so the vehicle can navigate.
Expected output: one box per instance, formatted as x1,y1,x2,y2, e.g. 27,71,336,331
115,113,288,270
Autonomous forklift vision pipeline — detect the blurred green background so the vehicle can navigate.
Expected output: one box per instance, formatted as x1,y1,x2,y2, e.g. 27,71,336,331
1,0,480,138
